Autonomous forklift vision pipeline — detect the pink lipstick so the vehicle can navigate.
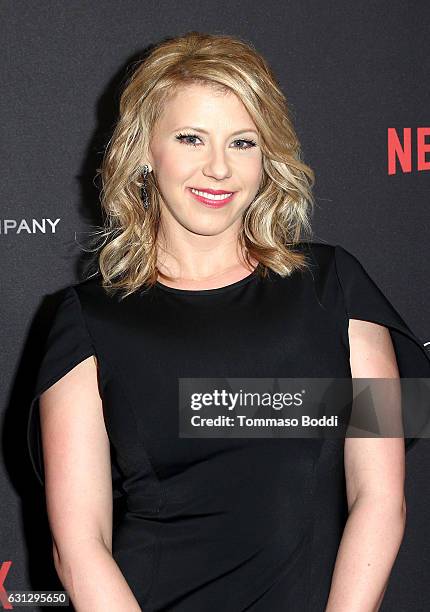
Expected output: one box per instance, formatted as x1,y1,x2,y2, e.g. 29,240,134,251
187,187,236,208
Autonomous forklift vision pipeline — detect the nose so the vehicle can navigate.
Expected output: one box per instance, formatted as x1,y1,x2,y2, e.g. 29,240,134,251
202,144,232,181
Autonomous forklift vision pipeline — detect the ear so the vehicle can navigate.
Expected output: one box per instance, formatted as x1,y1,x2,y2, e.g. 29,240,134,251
145,145,154,173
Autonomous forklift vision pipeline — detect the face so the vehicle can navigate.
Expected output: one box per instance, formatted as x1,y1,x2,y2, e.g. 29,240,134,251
147,83,263,239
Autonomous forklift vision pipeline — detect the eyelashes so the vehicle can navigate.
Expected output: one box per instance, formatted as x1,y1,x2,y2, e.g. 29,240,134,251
174,132,257,151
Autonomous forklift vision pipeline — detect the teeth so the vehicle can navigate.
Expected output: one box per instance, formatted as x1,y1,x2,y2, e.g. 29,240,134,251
191,188,232,201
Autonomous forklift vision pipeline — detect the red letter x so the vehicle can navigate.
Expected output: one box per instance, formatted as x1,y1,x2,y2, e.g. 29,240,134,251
0,561,12,610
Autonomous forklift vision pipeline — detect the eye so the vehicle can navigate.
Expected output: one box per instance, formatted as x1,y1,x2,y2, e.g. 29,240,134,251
232,138,257,151
175,133,202,147
175,133,257,151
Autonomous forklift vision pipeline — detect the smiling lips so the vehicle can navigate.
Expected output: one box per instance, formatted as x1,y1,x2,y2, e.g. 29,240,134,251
188,187,236,208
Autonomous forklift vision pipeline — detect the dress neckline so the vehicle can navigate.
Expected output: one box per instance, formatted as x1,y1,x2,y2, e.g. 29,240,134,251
155,265,259,295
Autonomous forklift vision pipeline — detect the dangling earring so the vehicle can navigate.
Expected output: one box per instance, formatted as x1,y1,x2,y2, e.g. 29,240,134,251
141,164,150,210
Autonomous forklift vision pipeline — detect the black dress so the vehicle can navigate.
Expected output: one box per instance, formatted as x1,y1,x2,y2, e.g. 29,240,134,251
27,242,430,611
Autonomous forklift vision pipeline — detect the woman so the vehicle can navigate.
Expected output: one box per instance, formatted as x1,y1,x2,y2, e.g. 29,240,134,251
27,32,430,611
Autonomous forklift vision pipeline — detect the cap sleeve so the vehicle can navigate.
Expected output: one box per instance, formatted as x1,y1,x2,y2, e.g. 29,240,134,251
334,244,430,452
27,285,96,486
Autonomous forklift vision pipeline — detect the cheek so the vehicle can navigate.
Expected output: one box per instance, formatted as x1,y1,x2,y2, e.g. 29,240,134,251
158,148,195,185
240,157,263,188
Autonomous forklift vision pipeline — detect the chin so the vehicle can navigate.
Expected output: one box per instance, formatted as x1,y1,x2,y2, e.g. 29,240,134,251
183,217,233,236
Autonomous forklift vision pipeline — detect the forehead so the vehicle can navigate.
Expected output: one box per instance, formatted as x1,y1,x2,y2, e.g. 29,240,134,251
157,83,256,131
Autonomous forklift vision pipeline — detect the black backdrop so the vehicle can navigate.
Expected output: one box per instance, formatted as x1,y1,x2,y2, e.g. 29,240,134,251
1,2,429,610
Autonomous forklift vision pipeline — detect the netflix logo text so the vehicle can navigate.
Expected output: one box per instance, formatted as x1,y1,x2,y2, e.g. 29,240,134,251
388,127,430,175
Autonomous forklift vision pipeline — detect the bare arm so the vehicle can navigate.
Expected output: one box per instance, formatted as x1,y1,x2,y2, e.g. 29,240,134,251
325,319,406,612
40,355,142,611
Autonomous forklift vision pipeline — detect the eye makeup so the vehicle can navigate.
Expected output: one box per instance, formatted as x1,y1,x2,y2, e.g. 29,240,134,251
174,132,257,150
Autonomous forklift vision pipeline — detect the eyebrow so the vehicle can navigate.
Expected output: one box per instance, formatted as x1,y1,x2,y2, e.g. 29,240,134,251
172,126,258,136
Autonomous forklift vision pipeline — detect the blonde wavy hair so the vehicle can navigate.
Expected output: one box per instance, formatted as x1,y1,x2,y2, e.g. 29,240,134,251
86,31,316,298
